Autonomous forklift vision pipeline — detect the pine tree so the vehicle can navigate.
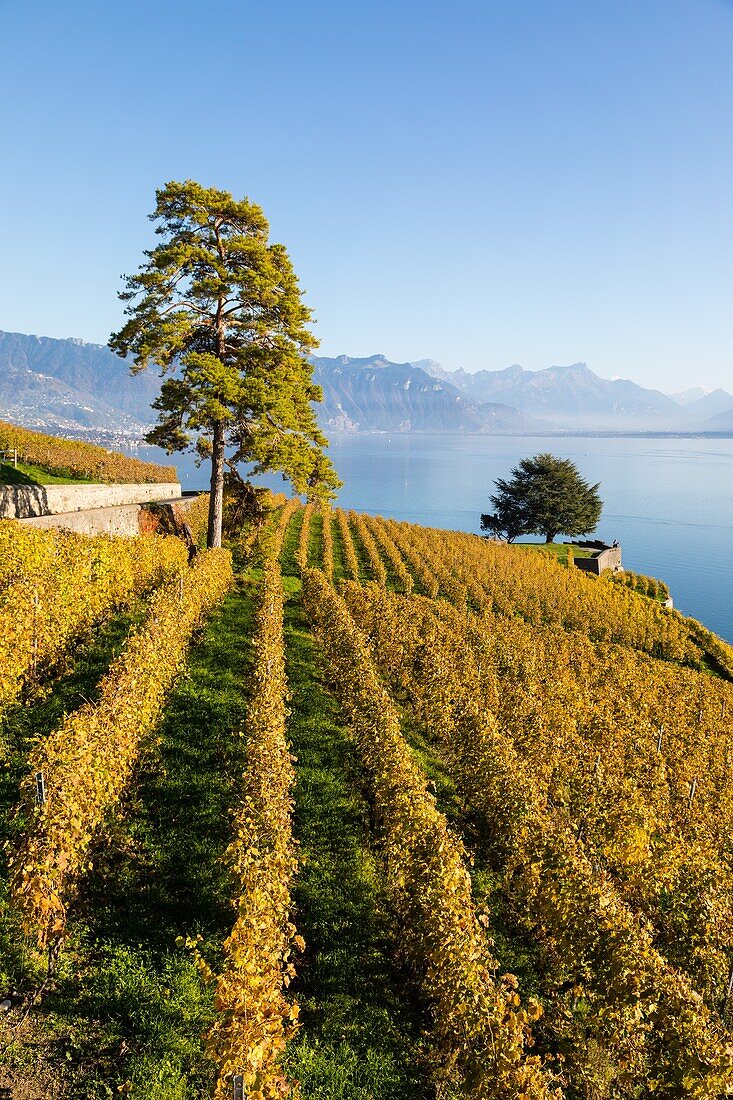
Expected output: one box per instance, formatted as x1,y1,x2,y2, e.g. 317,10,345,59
110,180,340,547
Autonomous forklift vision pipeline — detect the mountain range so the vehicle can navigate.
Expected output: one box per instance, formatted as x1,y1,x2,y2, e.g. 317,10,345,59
0,329,160,435
310,355,547,433
0,329,732,438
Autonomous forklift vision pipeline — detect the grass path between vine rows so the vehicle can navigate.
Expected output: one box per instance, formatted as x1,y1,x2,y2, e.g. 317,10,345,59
282,584,429,1100
0,584,256,1099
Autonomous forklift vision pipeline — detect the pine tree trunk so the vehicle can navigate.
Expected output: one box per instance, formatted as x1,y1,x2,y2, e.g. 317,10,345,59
207,420,225,548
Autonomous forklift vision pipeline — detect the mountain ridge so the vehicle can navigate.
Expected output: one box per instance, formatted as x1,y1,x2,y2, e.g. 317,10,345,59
310,354,552,434
0,330,730,437
420,360,690,431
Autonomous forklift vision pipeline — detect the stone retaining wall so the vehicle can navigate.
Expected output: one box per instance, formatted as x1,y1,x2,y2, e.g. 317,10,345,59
16,495,200,538
0,482,181,520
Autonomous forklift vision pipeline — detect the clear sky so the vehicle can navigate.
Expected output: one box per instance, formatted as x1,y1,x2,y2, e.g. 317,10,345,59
2,0,732,391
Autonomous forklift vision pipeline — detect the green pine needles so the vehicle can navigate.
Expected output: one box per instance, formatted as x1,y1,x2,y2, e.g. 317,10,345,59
110,180,340,548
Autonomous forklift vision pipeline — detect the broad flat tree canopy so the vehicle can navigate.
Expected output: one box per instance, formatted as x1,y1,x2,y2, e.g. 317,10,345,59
110,180,339,547
483,453,602,543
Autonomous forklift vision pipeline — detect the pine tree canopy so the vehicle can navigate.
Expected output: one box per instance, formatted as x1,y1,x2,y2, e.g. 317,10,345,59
483,453,602,543
109,180,340,547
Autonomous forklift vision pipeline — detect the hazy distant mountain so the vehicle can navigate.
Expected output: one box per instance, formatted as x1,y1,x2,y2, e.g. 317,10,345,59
423,361,688,431
680,388,733,421
311,354,551,433
671,386,712,405
701,407,733,432
0,329,159,434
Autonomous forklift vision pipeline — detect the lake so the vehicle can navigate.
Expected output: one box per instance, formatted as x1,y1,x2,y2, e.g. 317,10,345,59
129,434,733,644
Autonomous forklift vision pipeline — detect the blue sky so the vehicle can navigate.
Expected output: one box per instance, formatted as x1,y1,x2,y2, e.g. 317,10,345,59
2,0,732,390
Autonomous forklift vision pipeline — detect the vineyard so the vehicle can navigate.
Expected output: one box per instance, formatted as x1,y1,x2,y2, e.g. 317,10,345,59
2,502,733,1098
0,420,177,484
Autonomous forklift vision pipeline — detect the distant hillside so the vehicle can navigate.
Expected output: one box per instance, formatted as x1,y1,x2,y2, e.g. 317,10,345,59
703,407,733,432
0,330,160,435
0,333,549,438
676,388,733,420
311,354,551,433
671,386,712,405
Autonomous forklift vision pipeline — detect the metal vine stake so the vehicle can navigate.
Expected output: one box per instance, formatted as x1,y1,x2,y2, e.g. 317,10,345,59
34,771,46,809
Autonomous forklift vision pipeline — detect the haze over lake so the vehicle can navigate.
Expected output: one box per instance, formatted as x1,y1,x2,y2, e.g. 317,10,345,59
131,434,733,645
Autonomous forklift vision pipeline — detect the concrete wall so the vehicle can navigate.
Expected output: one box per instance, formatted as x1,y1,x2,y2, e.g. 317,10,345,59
574,544,622,575
0,482,181,520
17,494,200,538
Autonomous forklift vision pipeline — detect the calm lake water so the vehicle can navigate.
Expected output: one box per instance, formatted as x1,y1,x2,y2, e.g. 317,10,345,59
131,434,733,644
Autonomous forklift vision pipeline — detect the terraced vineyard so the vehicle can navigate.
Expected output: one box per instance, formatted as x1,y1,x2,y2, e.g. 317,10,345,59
3,502,733,1098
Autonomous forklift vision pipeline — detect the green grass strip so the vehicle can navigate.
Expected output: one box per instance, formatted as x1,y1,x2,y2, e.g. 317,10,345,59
282,594,428,1100
0,584,256,1098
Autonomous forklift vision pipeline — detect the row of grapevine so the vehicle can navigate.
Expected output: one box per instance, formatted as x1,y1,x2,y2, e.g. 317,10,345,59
301,567,561,1099
361,513,413,593
605,568,670,600
382,517,703,665
687,617,733,679
341,582,733,1096
320,504,334,581
181,491,211,546
334,507,360,581
0,419,177,483
370,515,438,597
270,498,301,560
381,518,469,604
205,557,300,1100
347,511,387,587
9,548,233,949
0,522,188,717
295,502,314,571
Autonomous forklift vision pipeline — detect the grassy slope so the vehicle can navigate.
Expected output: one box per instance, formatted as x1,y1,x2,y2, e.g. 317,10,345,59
1,511,431,1099
513,541,594,565
0,459,94,485
3,502,710,1097
282,590,427,1099
0,585,256,1098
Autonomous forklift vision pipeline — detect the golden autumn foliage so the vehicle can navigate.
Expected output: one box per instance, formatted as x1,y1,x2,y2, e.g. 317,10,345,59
348,511,387,587
382,518,702,664
271,498,301,562
362,512,412,594
320,503,334,582
334,508,359,582
264,504,733,1097
295,502,313,571
341,581,733,1097
0,521,188,716
183,491,211,546
301,567,561,1100
206,557,300,1099
9,548,233,948
0,419,177,483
